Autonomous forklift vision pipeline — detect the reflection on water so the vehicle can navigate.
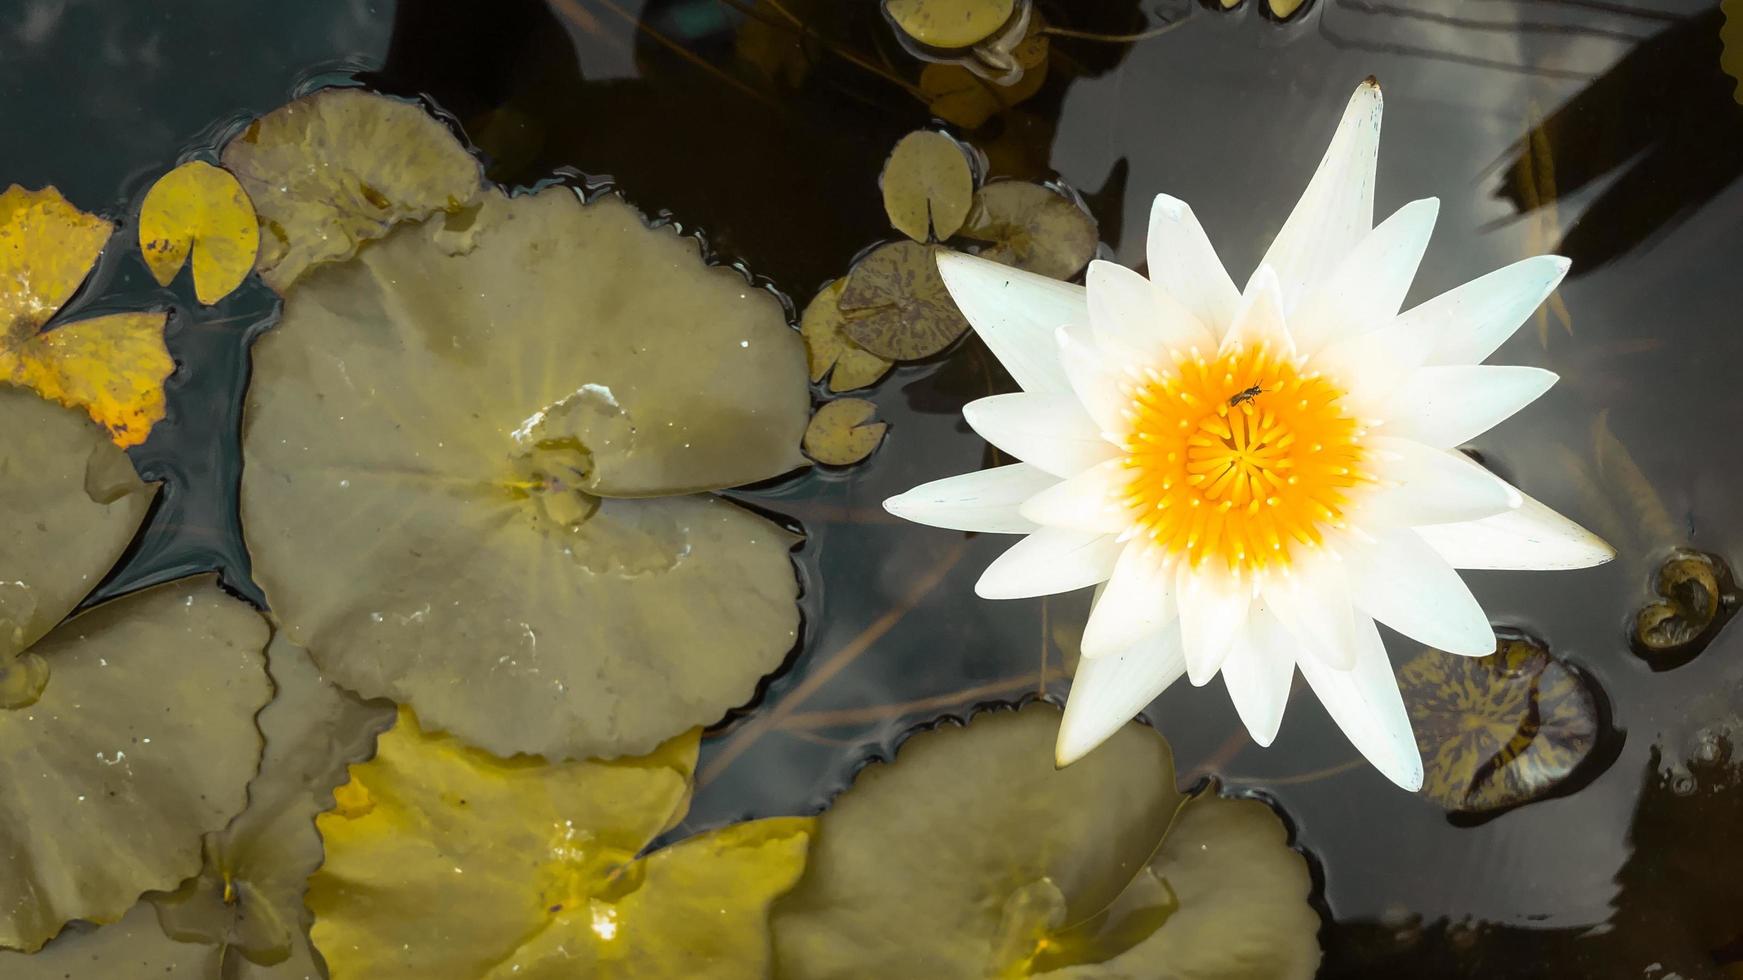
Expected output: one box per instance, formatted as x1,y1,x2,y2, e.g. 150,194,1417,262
3,0,1741,975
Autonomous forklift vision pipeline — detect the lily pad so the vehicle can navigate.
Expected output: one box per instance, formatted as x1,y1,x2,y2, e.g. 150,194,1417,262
962,181,1098,281
220,88,485,292
771,702,1319,978
1399,634,1601,813
800,279,892,393
0,575,271,951
1,185,172,447
138,160,261,305
881,130,975,243
838,241,970,360
308,708,814,980
0,386,152,668
242,185,808,761
151,634,395,972
1632,549,1737,669
885,0,1016,50
803,399,888,466
1,904,214,978
919,40,1048,129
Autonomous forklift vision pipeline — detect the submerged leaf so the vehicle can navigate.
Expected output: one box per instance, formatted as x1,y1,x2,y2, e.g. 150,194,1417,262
1400,634,1601,813
962,181,1098,281
309,708,813,980
803,399,888,465
882,130,975,243
885,0,1016,49
0,387,152,665
1632,549,1738,668
801,279,892,392
920,50,1048,129
771,702,1321,978
138,161,261,304
0,576,271,951
220,88,485,292
243,186,807,760
0,186,172,446
838,241,970,360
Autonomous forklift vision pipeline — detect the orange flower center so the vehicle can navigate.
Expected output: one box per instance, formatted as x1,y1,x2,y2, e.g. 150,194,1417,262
1119,340,1368,575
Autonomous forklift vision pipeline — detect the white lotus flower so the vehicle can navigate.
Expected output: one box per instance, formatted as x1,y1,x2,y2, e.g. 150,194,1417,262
883,79,1615,790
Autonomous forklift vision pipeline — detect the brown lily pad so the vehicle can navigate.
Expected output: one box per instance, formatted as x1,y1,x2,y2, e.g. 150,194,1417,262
1632,549,1738,669
962,180,1098,281
839,241,971,360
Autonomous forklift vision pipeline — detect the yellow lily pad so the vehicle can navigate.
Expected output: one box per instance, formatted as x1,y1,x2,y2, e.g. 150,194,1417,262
885,0,1016,49
0,386,153,668
963,181,1099,281
0,185,172,447
220,88,485,292
138,161,260,305
308,708,814,980
1400,634,1601,813
882,130,975,243
919,41,1049,129
772,703,1318,978
838,241,970,360
0,576,271,951
803,398,887,466
801,279,892,393
242,186,807,761
1267,0,1309,19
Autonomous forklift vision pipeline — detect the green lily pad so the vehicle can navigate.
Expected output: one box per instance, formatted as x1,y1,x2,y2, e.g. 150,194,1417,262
803,399,887,466
0,386,152,671
772,702,1315,978
308,708,814,980
801,279,892,393
881,130,975,243
963,181,1099,281
242,185,808,761
220,87,486,292
838,241,970,360
885,0,1016,49
1400,634,1601,813
0,575,271,951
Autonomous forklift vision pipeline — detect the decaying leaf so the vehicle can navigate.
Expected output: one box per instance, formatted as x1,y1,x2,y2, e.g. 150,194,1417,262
0,386,152,668
882,130,975,243
770,703,1320,978
243,186,808,760
0,185,172,447
1400,634,1600,813
838,241,971,360
138,160,260,304
1632,549,1738,669
220,88,485,292
0,576,271,951
309,708,814,980
803,399,887,466
962,180,1098,280
801,279,892,392
885,0,1016,50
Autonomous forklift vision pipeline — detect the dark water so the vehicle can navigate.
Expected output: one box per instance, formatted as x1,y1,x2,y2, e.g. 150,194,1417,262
4,0,1742,976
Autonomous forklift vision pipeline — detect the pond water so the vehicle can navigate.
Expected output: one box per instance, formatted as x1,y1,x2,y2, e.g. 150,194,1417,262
3,0,1741,976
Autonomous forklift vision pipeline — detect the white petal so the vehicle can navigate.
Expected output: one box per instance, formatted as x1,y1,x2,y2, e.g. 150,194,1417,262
1415,488,1615,570
1254,80,1382,315
1220,265,1293,355
1309,315,1437,416
1358,437,1520,528
1057,322,1129,436
1406,254,1572,366
883,463,1060,534
1297,615,1424,791
1086,258,1216,362
1263,559,1360,671
1384,365,1558,449
936,250,1084,394
975,527,1122,599
1081,543,1179,658
1056,624,1187,766
1345,528,1496,655
962,392,1117,478
1221,607,1296,746
1289,197,1440,355
1175,566,1251,685
1019,458,1132,534
1147,194,1240,336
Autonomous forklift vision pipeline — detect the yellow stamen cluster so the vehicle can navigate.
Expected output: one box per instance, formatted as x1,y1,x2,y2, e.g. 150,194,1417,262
1118,341,1368,576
